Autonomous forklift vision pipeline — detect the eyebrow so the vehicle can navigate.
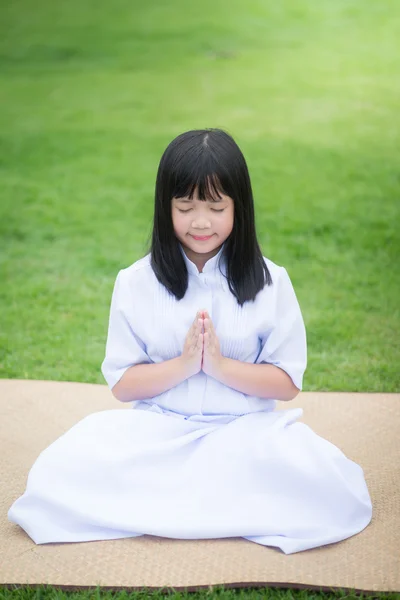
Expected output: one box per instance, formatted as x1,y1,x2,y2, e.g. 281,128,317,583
175,197,224,203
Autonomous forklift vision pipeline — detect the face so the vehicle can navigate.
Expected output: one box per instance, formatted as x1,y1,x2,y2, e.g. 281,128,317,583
172,188,234,271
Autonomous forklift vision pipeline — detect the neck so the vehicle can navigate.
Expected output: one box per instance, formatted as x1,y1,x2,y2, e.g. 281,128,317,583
181,243,223,272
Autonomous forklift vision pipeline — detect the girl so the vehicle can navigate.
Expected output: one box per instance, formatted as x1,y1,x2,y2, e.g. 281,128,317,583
8,129,372,554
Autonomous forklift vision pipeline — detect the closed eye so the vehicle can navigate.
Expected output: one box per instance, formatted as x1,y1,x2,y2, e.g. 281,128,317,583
178,208,225,213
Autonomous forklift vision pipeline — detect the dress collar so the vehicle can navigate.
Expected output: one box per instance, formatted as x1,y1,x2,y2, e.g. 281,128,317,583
179,242,227,277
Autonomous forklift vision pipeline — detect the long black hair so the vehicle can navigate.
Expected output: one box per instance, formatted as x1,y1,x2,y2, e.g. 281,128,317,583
148,128,271,306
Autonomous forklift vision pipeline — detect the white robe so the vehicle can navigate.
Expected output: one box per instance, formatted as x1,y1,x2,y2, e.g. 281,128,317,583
8,244,372,553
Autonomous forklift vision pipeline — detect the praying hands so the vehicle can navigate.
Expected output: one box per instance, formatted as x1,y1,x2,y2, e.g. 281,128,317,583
199,310,224,378
180,310,225,379
180,310,298,400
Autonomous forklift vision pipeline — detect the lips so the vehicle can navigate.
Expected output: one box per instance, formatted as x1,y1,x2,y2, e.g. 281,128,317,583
192,235,213,241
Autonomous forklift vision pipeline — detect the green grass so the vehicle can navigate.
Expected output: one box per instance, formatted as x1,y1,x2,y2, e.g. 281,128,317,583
1,0,400,597
1,586,399,600
1,0,399,392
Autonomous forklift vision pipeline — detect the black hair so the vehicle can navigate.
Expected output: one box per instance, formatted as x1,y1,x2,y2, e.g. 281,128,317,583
148,128,272,306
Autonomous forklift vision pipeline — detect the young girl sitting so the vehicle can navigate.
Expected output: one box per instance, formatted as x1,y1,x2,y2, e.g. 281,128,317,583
8,128,372,554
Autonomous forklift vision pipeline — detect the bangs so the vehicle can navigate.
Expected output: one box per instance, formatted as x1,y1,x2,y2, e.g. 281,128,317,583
173,170,227,203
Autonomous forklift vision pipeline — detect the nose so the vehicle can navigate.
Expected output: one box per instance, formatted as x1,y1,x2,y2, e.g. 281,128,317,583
191,216,211,228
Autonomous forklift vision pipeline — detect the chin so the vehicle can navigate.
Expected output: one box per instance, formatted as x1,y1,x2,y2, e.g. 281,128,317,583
187,236,219,248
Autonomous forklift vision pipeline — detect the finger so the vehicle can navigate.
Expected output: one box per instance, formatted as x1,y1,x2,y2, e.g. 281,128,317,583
190,323,198,341
194,323,202,343
192,317,201,332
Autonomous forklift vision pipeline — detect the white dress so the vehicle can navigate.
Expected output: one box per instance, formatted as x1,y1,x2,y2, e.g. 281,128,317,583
8,244,372,554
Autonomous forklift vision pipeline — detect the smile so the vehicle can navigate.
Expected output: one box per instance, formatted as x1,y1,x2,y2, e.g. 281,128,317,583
191,235,213,241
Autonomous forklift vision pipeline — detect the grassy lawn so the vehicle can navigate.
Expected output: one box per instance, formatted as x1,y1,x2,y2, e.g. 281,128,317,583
1,0,399,392
1,0,400,598
1,586,399,600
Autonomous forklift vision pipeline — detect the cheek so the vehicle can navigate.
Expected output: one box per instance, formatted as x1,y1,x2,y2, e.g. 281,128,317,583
172,213,187,234
172,211,181,226
222,211,234,232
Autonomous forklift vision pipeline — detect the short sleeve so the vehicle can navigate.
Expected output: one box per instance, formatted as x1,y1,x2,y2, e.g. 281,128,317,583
255,267,307,390
101,270,152,390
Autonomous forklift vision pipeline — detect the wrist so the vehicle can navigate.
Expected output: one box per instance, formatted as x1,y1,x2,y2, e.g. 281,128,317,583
206,355,230,381
220,355,232,376
177,355,197,380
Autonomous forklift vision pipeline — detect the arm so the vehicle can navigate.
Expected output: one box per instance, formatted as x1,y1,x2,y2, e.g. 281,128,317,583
102,271,191,401
202,265,306,401
214,358,299,402
112,356,190,403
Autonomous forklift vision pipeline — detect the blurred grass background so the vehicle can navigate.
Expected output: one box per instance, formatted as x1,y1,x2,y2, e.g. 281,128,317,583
1,0,399,392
